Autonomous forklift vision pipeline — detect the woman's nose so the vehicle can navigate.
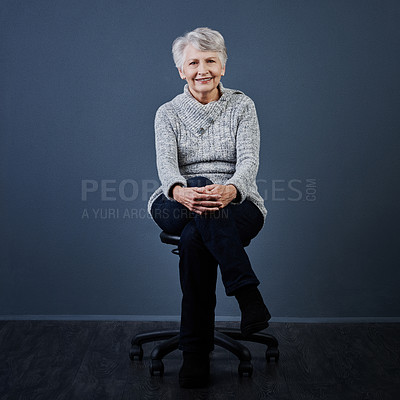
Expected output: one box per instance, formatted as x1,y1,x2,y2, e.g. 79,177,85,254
198,61,208,74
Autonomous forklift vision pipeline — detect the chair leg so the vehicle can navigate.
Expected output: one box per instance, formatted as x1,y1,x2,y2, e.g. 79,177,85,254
214,331,253,376
149,335,181,376
130,330,180,361
216,327,280,362
131,329,181,346
214,331,251,361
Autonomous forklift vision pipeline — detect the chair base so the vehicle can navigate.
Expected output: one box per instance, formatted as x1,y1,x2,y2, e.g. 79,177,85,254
130,327,279,377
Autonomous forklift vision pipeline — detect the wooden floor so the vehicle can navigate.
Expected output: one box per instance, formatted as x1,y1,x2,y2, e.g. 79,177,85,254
0,320,399,399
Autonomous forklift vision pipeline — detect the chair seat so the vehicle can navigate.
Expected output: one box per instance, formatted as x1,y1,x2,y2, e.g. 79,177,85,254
160,231,180,246
160,231,251,248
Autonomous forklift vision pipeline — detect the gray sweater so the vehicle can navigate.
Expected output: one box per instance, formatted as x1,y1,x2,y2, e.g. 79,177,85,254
148,83,267,220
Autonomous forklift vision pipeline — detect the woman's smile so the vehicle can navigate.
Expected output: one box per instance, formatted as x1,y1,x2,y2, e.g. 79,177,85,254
195,77,213,85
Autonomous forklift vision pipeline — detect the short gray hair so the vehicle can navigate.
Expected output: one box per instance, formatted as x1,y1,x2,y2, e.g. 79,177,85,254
172,27,228,70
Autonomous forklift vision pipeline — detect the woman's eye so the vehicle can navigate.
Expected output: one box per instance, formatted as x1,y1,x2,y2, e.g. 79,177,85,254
189,61,197,65
207,60,215,63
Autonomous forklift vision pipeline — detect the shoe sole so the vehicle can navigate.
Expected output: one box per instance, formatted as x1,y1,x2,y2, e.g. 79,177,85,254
241,308,271,337
241,319,269,337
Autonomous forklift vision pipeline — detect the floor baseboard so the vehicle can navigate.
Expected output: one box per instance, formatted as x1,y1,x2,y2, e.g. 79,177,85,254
0,315,399,322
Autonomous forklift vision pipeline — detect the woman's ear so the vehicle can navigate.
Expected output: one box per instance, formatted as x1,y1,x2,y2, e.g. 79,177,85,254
178,68,186,80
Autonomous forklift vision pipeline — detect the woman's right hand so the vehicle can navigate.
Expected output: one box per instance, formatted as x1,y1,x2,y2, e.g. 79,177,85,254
172,185,222,215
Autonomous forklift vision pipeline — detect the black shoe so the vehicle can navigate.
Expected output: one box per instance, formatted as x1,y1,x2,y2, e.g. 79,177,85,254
234,285,271,337
179,351,210,388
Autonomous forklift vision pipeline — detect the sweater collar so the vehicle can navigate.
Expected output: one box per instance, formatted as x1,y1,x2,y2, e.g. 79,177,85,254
171,82,237,136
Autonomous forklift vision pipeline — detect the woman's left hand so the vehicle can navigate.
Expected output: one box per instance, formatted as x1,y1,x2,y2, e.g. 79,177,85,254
201,184,237,208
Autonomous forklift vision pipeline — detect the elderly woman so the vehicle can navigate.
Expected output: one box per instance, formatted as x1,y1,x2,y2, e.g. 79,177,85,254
148,27,271,388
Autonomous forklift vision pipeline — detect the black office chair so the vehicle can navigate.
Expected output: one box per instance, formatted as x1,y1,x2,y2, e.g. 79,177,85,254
129,231,279,377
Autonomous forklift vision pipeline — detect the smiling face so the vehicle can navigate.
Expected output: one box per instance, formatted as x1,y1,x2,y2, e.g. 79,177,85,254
178,44,225,104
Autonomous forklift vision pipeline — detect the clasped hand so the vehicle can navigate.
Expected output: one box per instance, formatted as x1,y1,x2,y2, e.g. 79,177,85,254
172,184,237,215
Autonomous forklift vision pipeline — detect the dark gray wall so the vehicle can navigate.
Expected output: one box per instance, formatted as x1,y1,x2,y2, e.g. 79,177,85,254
1,0,399,319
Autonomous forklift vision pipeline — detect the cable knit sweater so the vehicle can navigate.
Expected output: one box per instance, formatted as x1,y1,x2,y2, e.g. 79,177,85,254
147,82,267,220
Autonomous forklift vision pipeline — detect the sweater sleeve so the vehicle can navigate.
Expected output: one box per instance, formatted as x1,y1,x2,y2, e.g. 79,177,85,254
225,98,260,203
154,105,187,199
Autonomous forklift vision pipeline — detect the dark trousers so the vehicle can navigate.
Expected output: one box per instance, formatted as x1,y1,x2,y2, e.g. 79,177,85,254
151,176,264,352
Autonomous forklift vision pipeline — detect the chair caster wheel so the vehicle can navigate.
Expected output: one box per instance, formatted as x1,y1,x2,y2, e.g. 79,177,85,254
238,361,253,377
129,344,143,361
266,347,279,362
149,359,164,376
